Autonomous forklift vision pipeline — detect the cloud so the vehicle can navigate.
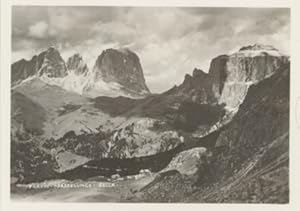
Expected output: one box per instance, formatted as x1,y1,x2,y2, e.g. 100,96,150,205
28,21,49,38
12,6,290,93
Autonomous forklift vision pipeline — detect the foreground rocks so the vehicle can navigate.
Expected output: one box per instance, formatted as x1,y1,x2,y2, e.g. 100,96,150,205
161,147,210,180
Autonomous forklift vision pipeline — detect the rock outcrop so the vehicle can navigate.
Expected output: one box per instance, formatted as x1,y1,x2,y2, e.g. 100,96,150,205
170,68,217,104
92,48,150,95
38,47,68,78
170,44,289,109
11,58,41,86
11,47,67,86
161,147,209,178
217,44,289,108
106,118,181,158
66,53,89,76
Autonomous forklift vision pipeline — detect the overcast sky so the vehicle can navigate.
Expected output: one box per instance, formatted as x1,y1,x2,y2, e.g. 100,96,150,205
12,6,290,93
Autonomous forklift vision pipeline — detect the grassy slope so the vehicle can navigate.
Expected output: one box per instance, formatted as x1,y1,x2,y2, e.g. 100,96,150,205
11,91,46,134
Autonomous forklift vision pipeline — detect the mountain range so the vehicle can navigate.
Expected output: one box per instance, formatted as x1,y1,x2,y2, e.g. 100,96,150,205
10,43,290,203
12,47,150,98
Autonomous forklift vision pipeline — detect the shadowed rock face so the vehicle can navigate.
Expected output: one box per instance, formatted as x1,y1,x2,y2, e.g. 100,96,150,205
11,53,47,86
11,47,67,85
92,48,150,95
38,47,68,78
66,53,89,76
208,55,229,98
171,68,217,104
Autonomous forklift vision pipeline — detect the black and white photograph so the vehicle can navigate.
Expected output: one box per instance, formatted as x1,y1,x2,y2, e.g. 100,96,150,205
1,1,299,207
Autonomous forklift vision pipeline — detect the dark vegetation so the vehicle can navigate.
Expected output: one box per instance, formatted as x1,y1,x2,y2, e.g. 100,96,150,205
32,125,222,182
43,129,112,159
11,138,59,183
59,144,184,180
51,126,222,181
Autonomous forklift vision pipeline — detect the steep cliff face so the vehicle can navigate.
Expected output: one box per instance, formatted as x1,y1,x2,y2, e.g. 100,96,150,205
218,44,289,108
66,53,89,76
167,44,288,109
214,63,289,175
208,55,229,99
38,47,68,78
11,47,67,86
91,48,150,95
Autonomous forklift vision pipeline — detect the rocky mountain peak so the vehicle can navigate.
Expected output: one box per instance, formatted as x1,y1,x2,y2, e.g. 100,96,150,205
11,47,67,86
171,44,289,108
216,44,289,108
192,68,207,77
66,53,89,76
92,48,150,95
37,47,67,78
183,73,193,81
172,67,216,104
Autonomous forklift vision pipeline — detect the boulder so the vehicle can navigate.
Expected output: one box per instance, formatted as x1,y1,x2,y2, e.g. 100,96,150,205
161,147,210,178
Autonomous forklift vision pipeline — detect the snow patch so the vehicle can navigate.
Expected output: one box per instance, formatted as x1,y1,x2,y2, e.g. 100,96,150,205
232,49,284,58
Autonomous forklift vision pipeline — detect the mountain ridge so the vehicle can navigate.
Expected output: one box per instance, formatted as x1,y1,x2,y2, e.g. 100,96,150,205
12,47,151,98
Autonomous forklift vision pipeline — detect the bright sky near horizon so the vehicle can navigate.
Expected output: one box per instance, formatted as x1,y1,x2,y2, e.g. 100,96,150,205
12,7,290,93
